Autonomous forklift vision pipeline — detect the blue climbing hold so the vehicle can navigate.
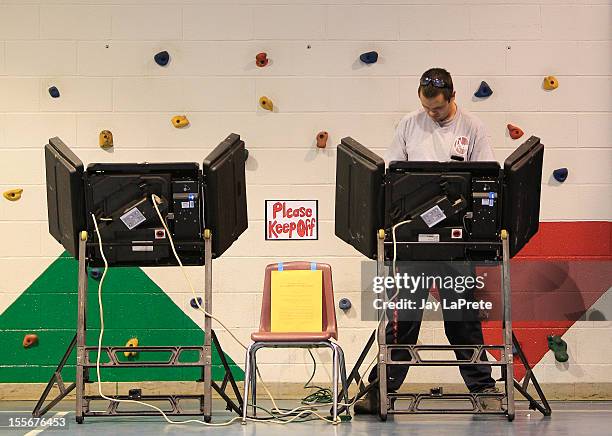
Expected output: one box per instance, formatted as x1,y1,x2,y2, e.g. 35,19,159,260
359,51,378,64
154,51,170,66
553,168,568,183
474,81,493,98
89,267,102,280
48,86,60,98
190,297,203,309
338,298,352,311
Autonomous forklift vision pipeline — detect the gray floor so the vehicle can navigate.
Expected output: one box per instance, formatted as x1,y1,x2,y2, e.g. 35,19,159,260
1,400,612,435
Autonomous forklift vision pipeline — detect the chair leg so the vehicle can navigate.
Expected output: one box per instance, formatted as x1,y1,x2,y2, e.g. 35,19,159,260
331,345,339,422
241,343,254,424
251,347,258,417
336,346,350,415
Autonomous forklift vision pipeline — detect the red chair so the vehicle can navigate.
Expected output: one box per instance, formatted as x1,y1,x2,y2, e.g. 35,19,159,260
241,261,349,424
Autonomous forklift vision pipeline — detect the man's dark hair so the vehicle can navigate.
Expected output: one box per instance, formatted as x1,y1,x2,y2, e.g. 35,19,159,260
418,68,454,102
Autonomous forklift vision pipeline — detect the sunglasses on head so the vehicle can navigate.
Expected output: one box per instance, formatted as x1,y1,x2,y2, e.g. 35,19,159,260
420,77,448,88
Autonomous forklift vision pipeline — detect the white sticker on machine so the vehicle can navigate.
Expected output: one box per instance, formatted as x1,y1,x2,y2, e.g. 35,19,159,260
418,234,440,242
420,205,446,228
120,207,146,230
132,245,153,252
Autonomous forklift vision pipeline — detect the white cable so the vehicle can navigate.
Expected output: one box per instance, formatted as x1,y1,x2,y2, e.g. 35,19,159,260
90,197,356,426
92,213,242,426
149,195,289,416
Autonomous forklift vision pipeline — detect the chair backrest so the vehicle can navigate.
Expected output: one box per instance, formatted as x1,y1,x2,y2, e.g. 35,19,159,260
258,261,337,340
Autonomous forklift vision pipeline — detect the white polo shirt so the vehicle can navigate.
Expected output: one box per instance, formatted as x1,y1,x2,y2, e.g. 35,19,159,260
385,106,496,164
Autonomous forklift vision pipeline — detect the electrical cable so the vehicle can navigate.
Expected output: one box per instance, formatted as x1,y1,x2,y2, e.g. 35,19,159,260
301,349,333,405
89,195,364,426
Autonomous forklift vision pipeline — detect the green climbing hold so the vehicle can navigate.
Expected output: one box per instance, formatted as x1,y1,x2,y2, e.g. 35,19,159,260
547,335,569,362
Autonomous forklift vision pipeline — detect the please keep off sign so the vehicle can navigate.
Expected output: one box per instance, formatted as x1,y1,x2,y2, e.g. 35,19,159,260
265,200,318,240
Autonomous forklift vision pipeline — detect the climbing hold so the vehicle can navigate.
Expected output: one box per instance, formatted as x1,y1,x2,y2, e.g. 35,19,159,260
507,124,524,140
359,51,378,64
543,75,559,91
190,297,203,309
99,130,113,149
316,131,328,149
547,335,568,362
154,50,170,67
553,167,568,183
338,298,352,311
244,148,249,162
255,52,269,67
474,81,493,98
89,267,102,280
171,115,190,128
3,188,23,202
48,86,60,98
259,96,274,111
23,334,38,348
124,337,139,358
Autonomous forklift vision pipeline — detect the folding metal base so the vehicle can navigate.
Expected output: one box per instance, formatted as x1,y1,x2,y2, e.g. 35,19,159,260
339,229,551,421
83,394,206,417
33,229,244,423
32,330,243,423
343,328,551,421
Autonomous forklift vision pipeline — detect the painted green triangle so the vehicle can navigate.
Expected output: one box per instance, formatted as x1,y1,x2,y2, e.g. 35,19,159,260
0,252,244,382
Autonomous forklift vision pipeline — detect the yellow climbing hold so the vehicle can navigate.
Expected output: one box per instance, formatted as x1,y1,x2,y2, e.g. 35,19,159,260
99,130,113,149
543,76,559,90
124,337,139,357
259,96,274,111
3,188,23,201
171,115,190,128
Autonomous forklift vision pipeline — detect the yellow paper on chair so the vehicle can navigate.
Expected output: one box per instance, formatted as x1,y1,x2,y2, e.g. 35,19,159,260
271,270,322,333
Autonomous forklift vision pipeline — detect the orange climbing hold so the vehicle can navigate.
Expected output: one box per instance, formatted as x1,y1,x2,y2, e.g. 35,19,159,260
23,334,38,348
3,188,23,201
256,52,269,67
259,96,274,111
543,75,559,90
316,131,328,148
99,130,113,149
507,124,524,140
124,337,139,357
171,115,190,128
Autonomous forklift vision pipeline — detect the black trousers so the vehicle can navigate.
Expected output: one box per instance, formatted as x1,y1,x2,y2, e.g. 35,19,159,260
368,262,496,393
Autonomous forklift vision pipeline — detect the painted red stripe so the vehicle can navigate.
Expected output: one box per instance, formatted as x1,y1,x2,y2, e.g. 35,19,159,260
517,221,611,258
485,221,611,381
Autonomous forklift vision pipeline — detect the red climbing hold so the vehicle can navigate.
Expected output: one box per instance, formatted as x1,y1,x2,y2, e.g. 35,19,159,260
507,124,524,140
256,52,269,67
316,131,328,148
23,334,38,348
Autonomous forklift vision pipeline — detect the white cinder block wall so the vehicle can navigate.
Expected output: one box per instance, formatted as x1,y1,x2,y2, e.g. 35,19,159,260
0,1,610,386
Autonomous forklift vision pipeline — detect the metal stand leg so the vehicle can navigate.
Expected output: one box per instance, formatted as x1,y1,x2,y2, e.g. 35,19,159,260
376,230,388,421
512,333,552,416
32,335,77,417
210,330,244,415
241,344,254,424
501,230,515,421
75,231,88,424
335,330,376,411
203,229,213,423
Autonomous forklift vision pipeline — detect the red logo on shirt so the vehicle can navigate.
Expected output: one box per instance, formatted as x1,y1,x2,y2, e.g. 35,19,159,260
452,136,469,157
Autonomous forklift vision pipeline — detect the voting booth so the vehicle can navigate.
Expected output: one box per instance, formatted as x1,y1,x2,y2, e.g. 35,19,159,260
334,136,550,421
34,134,248,423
